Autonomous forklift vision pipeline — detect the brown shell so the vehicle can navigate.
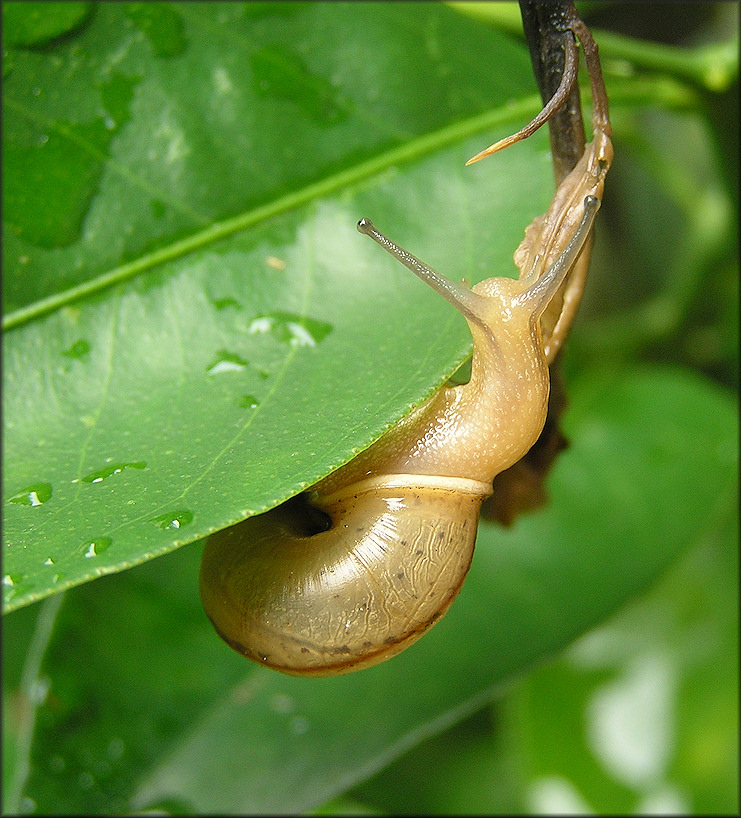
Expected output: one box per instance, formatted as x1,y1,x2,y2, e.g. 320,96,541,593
200,484,486,676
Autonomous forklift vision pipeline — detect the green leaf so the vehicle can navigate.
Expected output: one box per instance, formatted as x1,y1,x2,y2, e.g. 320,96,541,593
6,366,736,814
507,512,739,814
3,2,552,612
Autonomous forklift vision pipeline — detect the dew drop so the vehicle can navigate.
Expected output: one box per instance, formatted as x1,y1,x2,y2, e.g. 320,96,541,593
250,45,347,124
248,317,273,335
43,557,55,566
248,312,332,347
19,796,36,814
8,483,52,506
3,581,33,601
265,255,286,270
83,537,112,558
31,676,51,704
206,350,249,375
149,510,194,530
3,573,22,586
49,755,66,773
78,771,94,790
31,86,41,96
80,461,146,483
270,693,295,714
125,2,186,58
238,394,259,409
107,737,125,761
150,198,166,219
37,133,49,146
290,716,309,735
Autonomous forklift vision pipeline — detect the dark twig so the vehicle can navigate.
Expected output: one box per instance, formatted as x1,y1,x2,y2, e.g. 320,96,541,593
484,1,598,526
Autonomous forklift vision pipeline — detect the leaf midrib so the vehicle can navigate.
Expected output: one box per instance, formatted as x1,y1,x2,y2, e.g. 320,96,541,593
2,95,543,333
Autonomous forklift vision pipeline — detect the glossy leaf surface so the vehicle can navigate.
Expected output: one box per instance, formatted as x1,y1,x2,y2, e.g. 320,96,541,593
3,2,550,611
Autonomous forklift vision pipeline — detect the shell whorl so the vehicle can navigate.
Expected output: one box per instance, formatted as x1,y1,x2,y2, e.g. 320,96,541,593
199,479,489,676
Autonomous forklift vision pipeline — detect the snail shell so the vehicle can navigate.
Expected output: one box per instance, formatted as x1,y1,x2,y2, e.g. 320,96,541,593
200,475,488,674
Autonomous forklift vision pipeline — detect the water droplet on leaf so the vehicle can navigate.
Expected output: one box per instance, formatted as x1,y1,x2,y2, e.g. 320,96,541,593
62,339,90,359
248,312,332,347
250,45,348,124
80,462,146,483
83,537,112,558
265,255,286,270
290,716,310,735
49,755,66,773
8,483,52,506
78,771,94,790
212,297,241,310
149,510,194,530
207,350,249,375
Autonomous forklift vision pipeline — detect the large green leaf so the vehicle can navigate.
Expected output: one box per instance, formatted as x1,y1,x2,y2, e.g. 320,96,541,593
6,367,737,814
3,1,553,612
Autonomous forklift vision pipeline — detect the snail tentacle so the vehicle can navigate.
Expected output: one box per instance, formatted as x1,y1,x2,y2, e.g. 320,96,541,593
518,195,600,316
357,218,488,328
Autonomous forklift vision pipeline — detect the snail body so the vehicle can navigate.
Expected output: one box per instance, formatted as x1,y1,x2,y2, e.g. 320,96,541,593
201,15,613,676
201,192,604,677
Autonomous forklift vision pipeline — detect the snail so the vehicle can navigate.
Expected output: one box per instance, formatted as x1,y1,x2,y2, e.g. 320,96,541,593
200,15,612,676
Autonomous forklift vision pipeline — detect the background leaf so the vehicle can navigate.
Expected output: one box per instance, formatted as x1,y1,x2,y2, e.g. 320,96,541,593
5,367,737,815
2,1,93,49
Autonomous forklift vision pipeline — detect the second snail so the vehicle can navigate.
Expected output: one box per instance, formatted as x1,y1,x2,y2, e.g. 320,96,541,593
200,11,613,676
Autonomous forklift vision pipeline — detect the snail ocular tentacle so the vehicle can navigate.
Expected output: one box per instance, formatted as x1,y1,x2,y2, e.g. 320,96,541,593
357,218,488,328
517,195,600,316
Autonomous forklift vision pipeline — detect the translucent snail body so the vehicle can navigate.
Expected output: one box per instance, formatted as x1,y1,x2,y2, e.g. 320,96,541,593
200,15,612,676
